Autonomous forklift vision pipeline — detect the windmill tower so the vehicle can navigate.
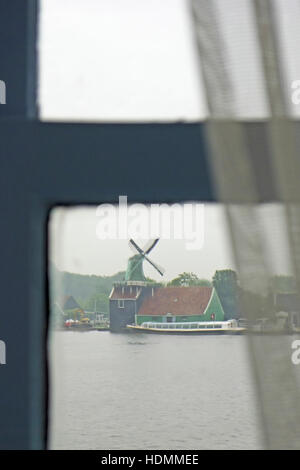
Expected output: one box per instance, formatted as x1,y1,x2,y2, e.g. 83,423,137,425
109,239,164,332
125,239,164,282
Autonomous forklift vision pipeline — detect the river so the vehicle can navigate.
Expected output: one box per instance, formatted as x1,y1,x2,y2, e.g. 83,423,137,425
49,331,263,449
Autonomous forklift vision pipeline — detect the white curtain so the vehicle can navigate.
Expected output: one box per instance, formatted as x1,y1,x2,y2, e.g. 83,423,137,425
191,0,300,449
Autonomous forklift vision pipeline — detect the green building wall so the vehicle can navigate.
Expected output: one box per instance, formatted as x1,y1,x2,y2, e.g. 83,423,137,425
136,288,225,325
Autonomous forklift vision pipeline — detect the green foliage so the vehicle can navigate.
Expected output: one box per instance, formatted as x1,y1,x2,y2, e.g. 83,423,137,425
237,288,272,321
50,263,289,323
213,269,238,285
49,262,125,314
145,277,164,286
81,293,109,313
269,275,297,293
61,271,125,300
212,269,239,320
212,269,277,321
168,272,211,287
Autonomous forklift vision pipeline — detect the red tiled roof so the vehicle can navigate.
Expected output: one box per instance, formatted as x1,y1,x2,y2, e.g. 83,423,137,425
137,286,213,316
110,286,140,300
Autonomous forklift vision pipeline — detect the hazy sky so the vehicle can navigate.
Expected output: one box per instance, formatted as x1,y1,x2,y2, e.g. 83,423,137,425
39,0,300,120
39,0,207,121
49,204,236,281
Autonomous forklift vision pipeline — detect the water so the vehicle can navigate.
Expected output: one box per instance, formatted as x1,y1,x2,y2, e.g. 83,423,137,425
49,331,263,449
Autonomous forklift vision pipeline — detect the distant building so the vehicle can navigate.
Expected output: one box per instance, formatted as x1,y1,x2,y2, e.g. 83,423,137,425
109,282,153,332
60,295,82,311
56,295,85,321
275,292,300,327
109,283,225,332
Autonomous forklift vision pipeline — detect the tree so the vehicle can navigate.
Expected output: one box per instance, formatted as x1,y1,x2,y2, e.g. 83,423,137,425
49,262,125,306
238,288,268,322
145,277,164,286
212,269,239,320
82,293,109,313
269,275,297,293
168,272,211,287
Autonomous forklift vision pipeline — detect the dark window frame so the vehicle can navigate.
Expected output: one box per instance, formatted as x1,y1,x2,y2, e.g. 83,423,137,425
0,0,277,450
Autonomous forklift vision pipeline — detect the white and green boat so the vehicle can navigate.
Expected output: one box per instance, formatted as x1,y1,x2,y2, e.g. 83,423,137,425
126,319,246,335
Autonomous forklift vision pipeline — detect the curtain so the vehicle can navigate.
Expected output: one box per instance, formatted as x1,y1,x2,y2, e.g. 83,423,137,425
191,0,300,449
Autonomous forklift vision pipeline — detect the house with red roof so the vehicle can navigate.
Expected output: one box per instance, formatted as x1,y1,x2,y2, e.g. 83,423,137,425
109,282,225,331
136,286,224,325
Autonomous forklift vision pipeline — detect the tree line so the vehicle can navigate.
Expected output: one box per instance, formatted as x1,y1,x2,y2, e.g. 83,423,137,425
50,262,296,321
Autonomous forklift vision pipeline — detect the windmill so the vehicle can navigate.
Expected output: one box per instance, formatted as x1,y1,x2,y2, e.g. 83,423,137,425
125,238,165,282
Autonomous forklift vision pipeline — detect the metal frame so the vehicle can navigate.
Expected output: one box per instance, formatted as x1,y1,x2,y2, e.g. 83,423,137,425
0,1,216,449
0,0,277,449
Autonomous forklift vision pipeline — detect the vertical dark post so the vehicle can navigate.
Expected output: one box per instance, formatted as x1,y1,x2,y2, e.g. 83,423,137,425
0,0,38,118
0,0,41,449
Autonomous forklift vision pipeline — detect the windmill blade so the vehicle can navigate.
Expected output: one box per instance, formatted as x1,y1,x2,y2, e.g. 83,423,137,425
143,254,165,276
129,238,160,255
129,239,144,255
144,238,159,255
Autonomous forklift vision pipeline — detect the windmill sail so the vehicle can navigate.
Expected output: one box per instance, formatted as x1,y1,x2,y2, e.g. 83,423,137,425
125,239,164,281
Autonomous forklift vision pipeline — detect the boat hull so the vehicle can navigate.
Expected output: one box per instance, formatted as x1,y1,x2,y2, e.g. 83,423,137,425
126,325,246,335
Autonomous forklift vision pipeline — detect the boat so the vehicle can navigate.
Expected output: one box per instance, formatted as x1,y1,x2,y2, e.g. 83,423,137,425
126,319,246,335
